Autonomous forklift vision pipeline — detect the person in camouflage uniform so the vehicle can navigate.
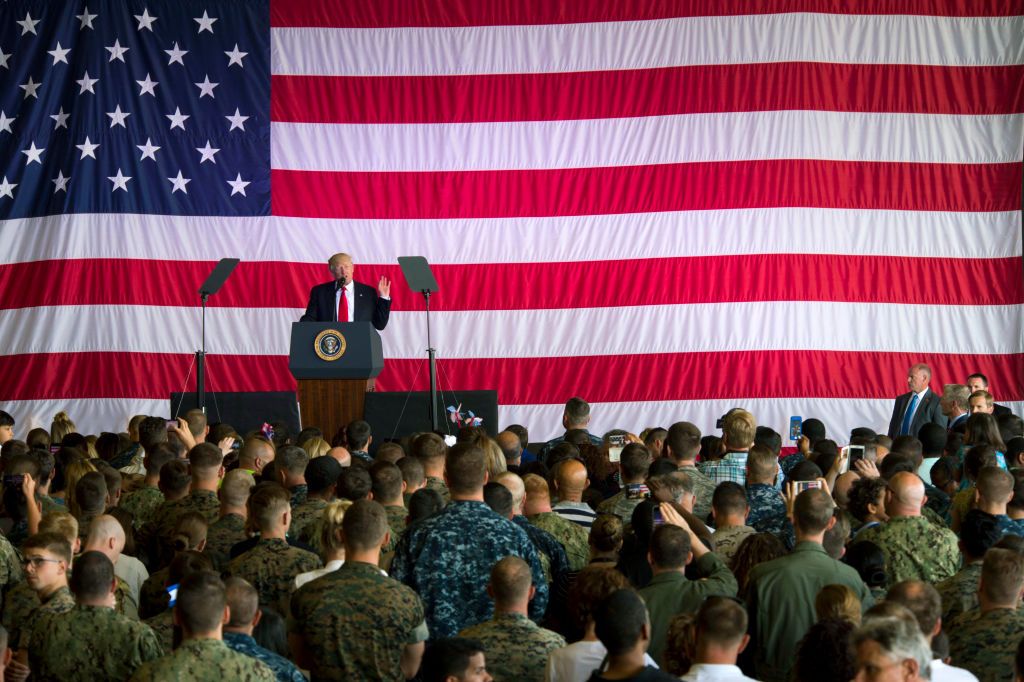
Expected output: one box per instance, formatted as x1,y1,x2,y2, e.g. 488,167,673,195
597,443,653,523
288,457,338,544
391,443,547,638
412,432,450,504
947,547,1024,682
745,446,795,549
206,469,255,562
146,444,223,566
119,442,177,530
936,509,1002,623
370,461,409,560
223,578,305,682
228,484,321,615
273,446,310,509
0,532,23,617
488,477,569,589
522,474,589,571
707,482,755,565
290,500,428,681
30,552,162,680
854,472,959,587
458,556,565,682
664,422,716,522
130,571,275,682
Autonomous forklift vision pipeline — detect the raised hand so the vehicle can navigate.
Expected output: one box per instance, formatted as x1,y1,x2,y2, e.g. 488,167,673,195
378,276,391,298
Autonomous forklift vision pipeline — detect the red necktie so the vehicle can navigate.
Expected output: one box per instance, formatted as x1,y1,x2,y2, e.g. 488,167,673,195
338,287,349,322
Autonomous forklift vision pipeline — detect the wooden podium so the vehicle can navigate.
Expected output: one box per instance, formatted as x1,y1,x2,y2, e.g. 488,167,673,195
288,322,384,442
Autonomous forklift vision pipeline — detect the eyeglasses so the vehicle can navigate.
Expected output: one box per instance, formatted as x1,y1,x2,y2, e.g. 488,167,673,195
22,557,62,568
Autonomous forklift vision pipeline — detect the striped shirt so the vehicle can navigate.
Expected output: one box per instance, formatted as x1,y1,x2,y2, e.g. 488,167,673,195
552,501,598,530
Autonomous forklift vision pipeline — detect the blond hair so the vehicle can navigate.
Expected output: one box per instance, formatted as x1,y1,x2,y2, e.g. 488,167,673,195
50,411,77,445
722,410,757,450
39,511,79,547
815,584,862,625
64,459,98,518
319,499,354,556
302,437,331,460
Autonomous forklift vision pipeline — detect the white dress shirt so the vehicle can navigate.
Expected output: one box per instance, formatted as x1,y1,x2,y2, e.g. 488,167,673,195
680,663,759,682
545,640,658,682
930,660,979,682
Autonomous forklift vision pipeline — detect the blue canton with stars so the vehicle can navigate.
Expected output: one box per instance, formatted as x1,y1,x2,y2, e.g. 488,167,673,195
0,0,269,219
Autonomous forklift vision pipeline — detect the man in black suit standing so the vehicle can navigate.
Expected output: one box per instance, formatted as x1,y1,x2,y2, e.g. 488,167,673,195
966,373,1012,417
887,363,948,438
300,252,391,330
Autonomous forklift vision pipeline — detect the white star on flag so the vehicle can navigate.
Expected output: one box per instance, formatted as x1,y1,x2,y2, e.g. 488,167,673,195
196,141,220,164
21,141,44,165
225,109,249,132
165,43,188,66
227,173,250,197
51,107,70,129
195,76,218,99
0,50,10,70
106,105,130,128
76,71,99,94
166,107,190,130
77,8,97,30
17,12,40,36
135,9,158,31
137,74,158,97
76,136,99,159
52,171,70,193
48,42,71,65
108,169,132,192
0,111,15,134
137,138,161,162
20,77,41,99
106,39,130,63
168,171,191,194
225,44,247,68
194,11,218,34
0,177,15,199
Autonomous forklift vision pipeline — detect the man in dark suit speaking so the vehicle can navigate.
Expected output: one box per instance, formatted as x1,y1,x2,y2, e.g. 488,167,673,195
300,252,391,330
887,363,947,438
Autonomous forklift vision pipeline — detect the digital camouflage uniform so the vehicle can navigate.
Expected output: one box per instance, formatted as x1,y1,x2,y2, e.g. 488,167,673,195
390,500,548,638
288,499,327,545
458,612,565,682
596,485,648,524
206,513,249,559
120,486,165,530
29,604,163,680
424,476,450,504
143,609,174,654
289,560,427,681
223,631,305,682
511,515,568,586
289,484,308,509
129,637,275,682
854,515,959,587
384,504,408,546
746,483,795,549
139,566,170,619
228,538,322,615
947,607,1024,682
936,561,982,624
144,490,221,566
115,574,140,620
11,584,75,649
528,511,589,572
678,465,715,521
0,534,23,616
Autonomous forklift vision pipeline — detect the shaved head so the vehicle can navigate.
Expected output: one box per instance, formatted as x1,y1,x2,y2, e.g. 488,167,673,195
494,472,525,514
84,514,126,557
496,431,520,452
555,459,588,495
489,556,533,606
329,446,351,468
887,472,926,516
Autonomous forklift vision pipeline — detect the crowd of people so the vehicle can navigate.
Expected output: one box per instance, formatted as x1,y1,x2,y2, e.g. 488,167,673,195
0,365,1020,681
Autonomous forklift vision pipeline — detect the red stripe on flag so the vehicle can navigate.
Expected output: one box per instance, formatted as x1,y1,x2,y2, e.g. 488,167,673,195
271,64,1024,123
3,351,1022,403
1,255,1021,311
271,160,1022,219
270,0,1024,27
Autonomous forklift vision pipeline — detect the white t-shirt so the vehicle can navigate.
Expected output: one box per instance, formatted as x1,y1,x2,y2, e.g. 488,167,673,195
546,640,658,682
930,660,979,682
680,663,758,682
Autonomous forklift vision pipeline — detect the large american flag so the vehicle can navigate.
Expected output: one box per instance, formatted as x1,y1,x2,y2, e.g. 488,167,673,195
1,1,1022,439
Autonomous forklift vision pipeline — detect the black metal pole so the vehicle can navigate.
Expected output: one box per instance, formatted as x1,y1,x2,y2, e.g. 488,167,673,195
425,289,438,431
197,293,208,413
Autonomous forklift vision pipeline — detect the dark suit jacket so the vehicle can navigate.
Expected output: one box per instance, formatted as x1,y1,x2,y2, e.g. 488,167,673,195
994,403,1012,417
299,280,390,331
887,388,948,438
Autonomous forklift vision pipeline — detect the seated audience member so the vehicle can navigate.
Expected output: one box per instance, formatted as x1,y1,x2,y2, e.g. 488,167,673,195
744,445,794,548
947,547,1024,682
588,588,678,682
680,597,757,682
700,410,756,485
547,566,658,682
794,617,856,682
597,444,654,523
390,443,547,638
746,488,873,682
854,472,959,587
851,611,932,682
290,500,427,681
639,507,737,666
222,577,305,682
709,482,755,565
29,551,161,680
293,499,352,590
886,580,978,682
459,556,565,682
419,638,492,682
228,484,322,615
131,570,275,680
